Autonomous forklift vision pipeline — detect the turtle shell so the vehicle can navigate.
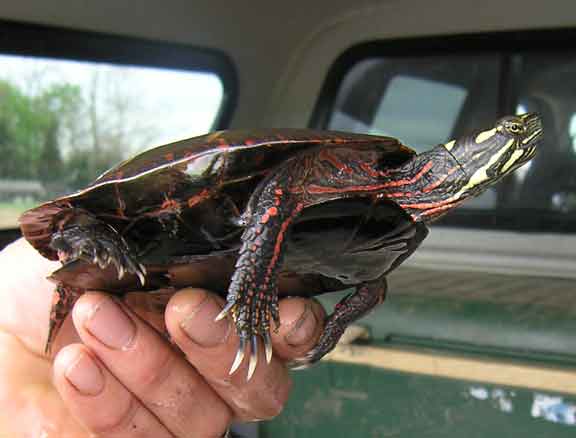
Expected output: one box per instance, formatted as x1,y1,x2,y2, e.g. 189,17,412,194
20,129,414,265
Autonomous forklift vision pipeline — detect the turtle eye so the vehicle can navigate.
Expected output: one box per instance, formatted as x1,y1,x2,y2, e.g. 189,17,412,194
506,122,524,135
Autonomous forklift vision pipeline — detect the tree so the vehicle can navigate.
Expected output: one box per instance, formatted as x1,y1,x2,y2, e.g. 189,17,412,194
0,79,82,183
0,65,159,198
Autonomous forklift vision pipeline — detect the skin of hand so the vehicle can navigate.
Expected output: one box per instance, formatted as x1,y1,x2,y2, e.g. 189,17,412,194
0,238,326,437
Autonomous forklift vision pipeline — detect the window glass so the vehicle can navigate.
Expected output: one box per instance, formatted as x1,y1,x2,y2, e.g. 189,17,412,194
0,54,224,229
369,76,467,151
512,53,576,219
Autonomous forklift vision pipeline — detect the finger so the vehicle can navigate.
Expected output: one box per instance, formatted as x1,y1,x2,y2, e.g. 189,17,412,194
72,292,231,438
165,288,291,422
269,297,326,361
53,344,173,437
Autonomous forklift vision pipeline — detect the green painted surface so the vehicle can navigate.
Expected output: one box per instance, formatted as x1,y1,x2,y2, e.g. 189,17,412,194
262,362,576,437
260,268,576,437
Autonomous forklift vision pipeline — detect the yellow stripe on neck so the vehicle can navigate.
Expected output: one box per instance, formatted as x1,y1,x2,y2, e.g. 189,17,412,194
443,140,456,151
456,138,515,195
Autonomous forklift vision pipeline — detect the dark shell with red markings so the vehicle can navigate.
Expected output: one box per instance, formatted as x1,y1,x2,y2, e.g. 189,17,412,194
20,129,417,294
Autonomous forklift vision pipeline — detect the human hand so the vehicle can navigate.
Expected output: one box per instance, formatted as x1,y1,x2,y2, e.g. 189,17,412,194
0,238,326,437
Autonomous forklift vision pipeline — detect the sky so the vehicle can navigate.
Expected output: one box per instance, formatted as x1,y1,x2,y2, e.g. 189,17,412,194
0,53,224,153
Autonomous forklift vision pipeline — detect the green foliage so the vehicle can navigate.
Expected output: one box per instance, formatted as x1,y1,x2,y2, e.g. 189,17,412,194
0,76,141,200
0,79,82,181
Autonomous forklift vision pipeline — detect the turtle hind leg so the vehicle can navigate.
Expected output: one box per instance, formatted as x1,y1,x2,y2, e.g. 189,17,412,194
289,278,387,369
45,284,84,355
50,221,146,285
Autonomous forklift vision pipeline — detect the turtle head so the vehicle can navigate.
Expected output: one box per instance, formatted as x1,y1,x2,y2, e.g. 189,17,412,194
442,112,543,197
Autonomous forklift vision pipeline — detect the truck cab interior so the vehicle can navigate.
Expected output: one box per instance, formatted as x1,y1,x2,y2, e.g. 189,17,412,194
1,1,576,436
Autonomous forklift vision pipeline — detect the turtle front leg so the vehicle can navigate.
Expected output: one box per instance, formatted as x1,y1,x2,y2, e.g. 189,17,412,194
216,179,304,380
50,220,146,284
289,278,387,368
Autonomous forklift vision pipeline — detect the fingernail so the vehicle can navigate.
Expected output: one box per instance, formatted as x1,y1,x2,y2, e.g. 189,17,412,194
82,296,136,350
65,351,104,396
180,295,230,348
285,304,317,347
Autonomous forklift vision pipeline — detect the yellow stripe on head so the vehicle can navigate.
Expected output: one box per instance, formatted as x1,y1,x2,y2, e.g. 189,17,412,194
475,129,497,144
500,149,525,174
456,138,515,195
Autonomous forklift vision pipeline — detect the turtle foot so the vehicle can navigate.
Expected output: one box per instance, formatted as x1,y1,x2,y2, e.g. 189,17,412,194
215,292,278,381
50,223,146,285
289,280,387,369
287,320,345,370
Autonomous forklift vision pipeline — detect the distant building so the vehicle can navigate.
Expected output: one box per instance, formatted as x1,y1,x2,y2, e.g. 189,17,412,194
0,179,46,202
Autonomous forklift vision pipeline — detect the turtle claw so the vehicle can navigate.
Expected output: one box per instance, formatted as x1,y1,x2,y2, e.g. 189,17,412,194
229,335,262,381
50,224,147,286
117,264,125,280
135,270,145,286
219,291,278,378
214,300,235,322
247,335,258,381
229,336,246,375
263,332,273,364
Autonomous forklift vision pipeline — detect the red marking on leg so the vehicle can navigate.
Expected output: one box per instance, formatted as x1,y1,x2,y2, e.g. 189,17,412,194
161,197,180,211
264,203,304,281
187,189,211,208
260,206,279,224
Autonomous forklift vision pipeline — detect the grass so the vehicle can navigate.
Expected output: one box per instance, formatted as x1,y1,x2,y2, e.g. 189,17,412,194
0,200,38,229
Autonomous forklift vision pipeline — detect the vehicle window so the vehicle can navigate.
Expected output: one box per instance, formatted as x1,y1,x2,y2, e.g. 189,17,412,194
322,48,576,231
327,55,500,211
513,53,576,216
369,76,467,150
0,54,225,230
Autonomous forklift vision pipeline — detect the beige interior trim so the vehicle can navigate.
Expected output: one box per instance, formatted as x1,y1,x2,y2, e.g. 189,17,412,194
323,344,576,395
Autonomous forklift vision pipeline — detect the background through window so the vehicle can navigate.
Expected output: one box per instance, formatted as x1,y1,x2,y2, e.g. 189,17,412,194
0,54,224,229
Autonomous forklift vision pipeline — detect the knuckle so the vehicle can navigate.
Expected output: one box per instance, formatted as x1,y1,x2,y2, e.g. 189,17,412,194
136,348,175,389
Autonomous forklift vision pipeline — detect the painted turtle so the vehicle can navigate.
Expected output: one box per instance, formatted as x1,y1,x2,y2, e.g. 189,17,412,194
20,113,543,379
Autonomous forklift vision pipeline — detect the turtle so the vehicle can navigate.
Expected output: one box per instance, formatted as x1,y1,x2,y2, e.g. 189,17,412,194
19,112,543,380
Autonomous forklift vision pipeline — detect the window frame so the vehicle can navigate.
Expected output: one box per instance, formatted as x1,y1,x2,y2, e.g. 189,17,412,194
0,18,238,129
0,19,237,240
310,28,576,234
